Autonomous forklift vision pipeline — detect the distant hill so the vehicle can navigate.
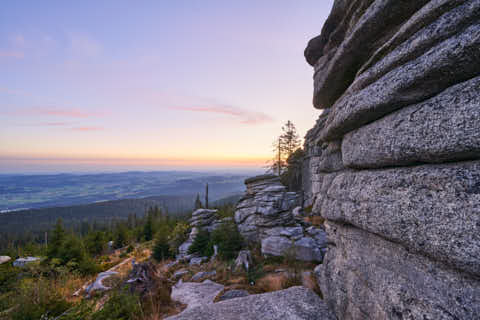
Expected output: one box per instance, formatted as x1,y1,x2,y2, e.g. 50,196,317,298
0,171,251,211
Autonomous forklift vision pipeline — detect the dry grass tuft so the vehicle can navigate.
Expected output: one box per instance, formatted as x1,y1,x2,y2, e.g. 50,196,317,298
304,216,325,226
255,273,288,292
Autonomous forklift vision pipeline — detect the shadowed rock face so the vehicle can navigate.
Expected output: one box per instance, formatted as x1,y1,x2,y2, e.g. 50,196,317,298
304,1,480,319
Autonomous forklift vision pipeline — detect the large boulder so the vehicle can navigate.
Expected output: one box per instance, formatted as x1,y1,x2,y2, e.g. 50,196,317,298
261,235,324,262
170,279,224,310
303,1,480,319
12,256,40,267
85,271,118,295
0,256,11,265
165,286,336,320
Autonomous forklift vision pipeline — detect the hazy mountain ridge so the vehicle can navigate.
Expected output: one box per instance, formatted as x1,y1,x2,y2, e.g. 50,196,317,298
0,171,253,211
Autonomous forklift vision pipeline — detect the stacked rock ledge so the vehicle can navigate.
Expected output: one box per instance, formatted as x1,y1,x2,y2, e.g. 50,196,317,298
303,1,480,319
235,174,327,262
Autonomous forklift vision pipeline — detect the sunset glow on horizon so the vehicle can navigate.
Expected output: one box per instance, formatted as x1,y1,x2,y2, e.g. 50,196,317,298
0,1,334,173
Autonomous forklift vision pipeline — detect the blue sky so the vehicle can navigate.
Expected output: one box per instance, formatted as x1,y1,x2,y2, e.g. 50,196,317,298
0,1,333,173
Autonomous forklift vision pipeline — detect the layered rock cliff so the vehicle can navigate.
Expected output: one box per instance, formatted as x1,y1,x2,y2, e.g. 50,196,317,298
234,174,327,262
304,1,480,319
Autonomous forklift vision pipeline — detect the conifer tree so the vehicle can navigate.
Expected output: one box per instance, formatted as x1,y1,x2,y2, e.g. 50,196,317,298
205,183,209,209
48,218,65,258
269,120,301,176
143,214,153,241
194,193,203,209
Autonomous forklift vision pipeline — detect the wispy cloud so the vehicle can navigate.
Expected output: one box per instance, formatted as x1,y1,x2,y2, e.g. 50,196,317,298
169,104,273,125
0,50,24,58
71,126,104,131
72,127,105,132
39,122,70,126
13,107,105,118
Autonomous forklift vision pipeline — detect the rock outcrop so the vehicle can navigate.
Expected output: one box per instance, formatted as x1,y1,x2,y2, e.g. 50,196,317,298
177,209,224,259
85,271,118,295
304,1,480,319
234,175,327,262
166,286,336,320
170,279,224,311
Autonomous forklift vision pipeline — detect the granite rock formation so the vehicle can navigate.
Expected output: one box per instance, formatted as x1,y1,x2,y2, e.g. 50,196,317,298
177,209,224,259
304,1,480,319
165,286,336,320
234,174,327,262
169,279,224,311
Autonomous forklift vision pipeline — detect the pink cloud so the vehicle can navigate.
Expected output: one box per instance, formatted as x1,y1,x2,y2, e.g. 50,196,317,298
0,87,30,96
40,122,70,126
71,126,104,131
14,107,105,118
0,50,24,58
170,105,273,125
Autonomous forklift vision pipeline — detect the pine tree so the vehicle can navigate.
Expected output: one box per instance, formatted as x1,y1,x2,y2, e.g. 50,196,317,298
269,120,301,176
153,232,172,261
205,183,209,209
143,214,153,241
194,193,203,209
114,226,128,249
48,218,65,258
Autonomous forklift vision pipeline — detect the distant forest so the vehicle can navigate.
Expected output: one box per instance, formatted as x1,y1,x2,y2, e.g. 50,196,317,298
0,193,243,250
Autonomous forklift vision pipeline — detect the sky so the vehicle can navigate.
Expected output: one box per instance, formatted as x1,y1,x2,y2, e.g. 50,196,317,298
0,1,334,173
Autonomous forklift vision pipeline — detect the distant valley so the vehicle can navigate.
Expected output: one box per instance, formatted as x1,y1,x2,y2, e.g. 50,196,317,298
0,171,253,211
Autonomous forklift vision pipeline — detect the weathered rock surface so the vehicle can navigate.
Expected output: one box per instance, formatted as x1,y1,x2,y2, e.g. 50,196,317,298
234,175,298,243
166,286,336,320
319,222,480,319
235,175,327,262
0,256,11,265
85,271,118,295
191,270,216,282
189,256,208,266
170,279,224,311
321,160,480,276
177,227,198,259
12,256,40,267
189,209,221,232
177,209,225,259
343,76,480,169
304,1,480,319
217,289,250,302
233,250,252,272
172,269,189,280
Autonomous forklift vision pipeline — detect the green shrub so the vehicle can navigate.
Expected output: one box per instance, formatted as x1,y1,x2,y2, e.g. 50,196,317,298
92,290,141,320
210,221,244,260
247,264,265,285
153,232,174,261
12,277,71,320
0,264,19,294
168,222,190,254
188,228,212,257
